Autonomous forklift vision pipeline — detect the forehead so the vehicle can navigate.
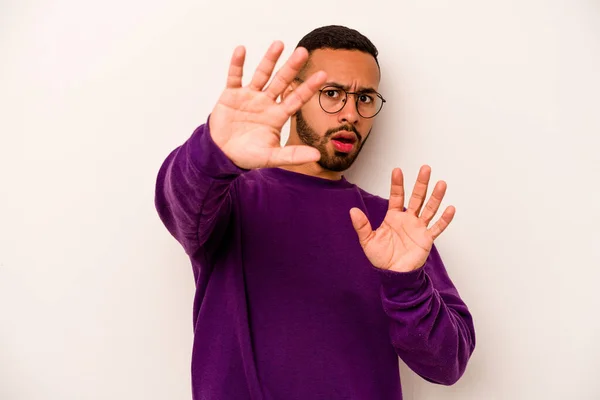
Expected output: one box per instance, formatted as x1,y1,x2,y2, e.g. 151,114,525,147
304,48,380,89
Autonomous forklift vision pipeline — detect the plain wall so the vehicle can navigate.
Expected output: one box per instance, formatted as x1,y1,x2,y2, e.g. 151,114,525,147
1,0,599,399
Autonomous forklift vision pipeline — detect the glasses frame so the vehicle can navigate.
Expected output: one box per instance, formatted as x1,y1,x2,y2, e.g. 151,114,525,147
294,78,386,119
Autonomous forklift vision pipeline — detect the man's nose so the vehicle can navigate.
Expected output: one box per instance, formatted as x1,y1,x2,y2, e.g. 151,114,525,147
337,96,360,125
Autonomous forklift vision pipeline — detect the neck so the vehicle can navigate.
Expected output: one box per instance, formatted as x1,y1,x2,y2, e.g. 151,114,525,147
278,163,343,181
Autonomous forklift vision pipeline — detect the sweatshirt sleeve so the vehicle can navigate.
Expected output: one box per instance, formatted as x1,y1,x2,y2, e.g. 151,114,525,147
154,117,247,256
376,244,476,385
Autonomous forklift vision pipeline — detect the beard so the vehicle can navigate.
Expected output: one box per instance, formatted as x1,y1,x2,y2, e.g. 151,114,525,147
295,110,370,172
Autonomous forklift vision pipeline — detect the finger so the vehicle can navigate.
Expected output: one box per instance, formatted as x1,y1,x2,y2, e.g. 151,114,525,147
420,180,447,226
266,145,321,167
428,205,456,240
349,208,374,247
388,168,405,212
264,47,309,100
249,41,284,91
280,70,327,116
406,165,431,216
226,46,246,89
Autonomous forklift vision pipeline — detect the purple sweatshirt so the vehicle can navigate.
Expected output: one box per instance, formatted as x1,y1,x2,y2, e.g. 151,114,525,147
155,119,475,400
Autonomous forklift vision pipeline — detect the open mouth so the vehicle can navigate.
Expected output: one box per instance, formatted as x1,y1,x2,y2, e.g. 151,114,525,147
333,137,355,144
330,132,357,153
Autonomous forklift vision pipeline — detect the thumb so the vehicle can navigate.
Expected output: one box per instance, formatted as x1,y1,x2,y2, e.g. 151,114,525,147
349,208,373,246
268,145,321,167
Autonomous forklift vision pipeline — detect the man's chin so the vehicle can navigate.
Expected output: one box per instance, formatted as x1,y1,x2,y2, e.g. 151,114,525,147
318,154,357,172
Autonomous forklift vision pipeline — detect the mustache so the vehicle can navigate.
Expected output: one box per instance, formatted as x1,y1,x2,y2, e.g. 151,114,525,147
326,125,362,142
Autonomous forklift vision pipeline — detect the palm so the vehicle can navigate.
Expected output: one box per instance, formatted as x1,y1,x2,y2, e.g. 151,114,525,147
211,89,289,169
350,166,455,273
209,42,327,170
360,209,434,272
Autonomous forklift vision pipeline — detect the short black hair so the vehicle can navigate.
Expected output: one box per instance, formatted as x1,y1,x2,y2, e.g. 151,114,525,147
296,25,380,74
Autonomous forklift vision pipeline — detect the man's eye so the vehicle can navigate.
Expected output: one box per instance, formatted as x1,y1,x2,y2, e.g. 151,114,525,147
324,90,341,98
359,94,374,104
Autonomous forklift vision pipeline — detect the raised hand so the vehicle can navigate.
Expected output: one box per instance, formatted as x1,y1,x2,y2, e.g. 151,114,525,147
208,41,327,170
349,166,456,273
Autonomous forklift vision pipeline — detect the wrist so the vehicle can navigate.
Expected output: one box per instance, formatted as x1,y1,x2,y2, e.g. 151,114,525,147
377,266,429,298
387,261,425,274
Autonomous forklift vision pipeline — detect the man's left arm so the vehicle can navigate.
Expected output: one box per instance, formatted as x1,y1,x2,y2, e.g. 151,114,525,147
377,244,475,385
350,166,476,385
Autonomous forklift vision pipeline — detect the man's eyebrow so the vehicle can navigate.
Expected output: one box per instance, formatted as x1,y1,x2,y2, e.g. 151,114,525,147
323,81,378,93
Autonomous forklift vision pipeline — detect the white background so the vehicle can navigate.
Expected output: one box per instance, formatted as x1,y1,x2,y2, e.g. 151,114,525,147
1,0,599,399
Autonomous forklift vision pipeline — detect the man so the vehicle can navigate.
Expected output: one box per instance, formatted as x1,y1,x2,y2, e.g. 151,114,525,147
155,25,475,400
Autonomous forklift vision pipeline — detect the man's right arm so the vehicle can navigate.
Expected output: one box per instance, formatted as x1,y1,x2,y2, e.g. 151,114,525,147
155,41,328,255
155,118,246,256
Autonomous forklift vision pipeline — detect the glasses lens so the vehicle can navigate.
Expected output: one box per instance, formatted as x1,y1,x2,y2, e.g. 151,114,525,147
319,87,346,113
356,93,383,118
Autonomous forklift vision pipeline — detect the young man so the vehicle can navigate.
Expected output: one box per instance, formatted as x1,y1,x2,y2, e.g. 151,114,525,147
155,25,475,400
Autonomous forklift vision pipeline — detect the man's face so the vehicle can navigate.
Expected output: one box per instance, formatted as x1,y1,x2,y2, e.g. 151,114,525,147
292,48,381,172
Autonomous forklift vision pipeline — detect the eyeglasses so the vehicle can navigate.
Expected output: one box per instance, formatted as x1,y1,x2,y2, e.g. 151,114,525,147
295,78,386,119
